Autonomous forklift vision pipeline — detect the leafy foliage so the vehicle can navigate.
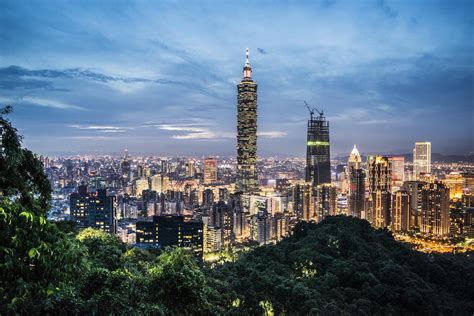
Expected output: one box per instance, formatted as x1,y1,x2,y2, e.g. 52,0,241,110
0,107,86,314
214,216,474,315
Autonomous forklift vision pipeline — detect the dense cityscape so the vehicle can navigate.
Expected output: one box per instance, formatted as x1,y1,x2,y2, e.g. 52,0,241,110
41,51,474,262
1,1,473,314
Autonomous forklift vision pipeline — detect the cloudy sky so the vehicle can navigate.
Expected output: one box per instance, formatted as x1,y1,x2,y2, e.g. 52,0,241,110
1,0,473,157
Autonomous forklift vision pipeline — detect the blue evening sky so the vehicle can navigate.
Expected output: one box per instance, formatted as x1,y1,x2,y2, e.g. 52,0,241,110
1,0,473,156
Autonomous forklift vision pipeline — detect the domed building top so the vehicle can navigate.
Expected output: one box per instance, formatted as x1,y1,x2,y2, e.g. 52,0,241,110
348,145,361,168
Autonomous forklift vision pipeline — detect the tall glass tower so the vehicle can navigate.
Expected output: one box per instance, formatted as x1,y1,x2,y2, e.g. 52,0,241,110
236,49,258,194
413,142,431,180
305,108,331,187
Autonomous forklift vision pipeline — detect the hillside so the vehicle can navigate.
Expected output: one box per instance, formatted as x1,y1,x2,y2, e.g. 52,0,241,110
213,216,474,315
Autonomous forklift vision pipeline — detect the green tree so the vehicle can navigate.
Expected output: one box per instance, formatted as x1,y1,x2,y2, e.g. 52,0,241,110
76,228,126,271
148,247,229,315
0,106,85,314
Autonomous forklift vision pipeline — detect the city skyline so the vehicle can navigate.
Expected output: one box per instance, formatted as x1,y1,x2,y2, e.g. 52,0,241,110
1,0,473,156
1,2,473,314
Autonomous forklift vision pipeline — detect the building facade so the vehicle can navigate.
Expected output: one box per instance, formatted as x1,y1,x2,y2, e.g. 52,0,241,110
203,158,218,184
236,48,259,194
368,156,392,228
420,181,450,236
136,215,204,258
70,185,116,234
349,168,366,218
314,184,337,221
305,109,331,188
413,142,431,179
391,190,411,232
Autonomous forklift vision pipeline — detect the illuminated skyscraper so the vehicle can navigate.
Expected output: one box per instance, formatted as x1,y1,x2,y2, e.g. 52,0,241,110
305,105,330,188
349,168,366,218
203,157,218,184
389,156,405,189
413,142,431,179
368,156,392,193
236,48,258,194
187,161,195,178
347,145,365,218
314,184,337,221
402,180,426,228
391,190,411,232
373,190,391,228
293,183,314,221
136,215,203,259
420,181,450,236
368,156,392,227
347,145,362,170
70,185,116,234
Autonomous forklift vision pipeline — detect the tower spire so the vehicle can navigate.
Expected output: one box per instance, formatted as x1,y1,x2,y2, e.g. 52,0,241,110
243,48,252,79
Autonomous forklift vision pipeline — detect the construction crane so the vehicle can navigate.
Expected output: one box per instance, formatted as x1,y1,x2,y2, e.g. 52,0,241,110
304,101,324,119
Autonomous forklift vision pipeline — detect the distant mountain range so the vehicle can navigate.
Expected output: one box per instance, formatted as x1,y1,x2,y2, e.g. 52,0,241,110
334,153,474,163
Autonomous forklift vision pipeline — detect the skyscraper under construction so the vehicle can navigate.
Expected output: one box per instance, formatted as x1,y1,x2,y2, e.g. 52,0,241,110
236,49,258,194
305,103,331,188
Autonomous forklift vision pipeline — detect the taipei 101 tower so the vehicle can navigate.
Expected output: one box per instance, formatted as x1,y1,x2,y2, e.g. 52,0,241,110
236,48,259,194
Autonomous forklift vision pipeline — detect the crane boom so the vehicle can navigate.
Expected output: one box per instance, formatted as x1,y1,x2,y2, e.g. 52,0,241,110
303,101,324,118
304,101,314,117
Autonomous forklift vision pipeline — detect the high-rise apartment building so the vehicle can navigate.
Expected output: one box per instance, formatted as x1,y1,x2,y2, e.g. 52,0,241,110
120,159,131,183
151,174,169,194
314,184,337,221
402,180,426,229
305,107,331,188
347,145,365,218
187,161,195,178
135,178,149,197
389,156,405,189
203,157,218,184
210,201,234,247
236,48,258,194
70,185,116,234
444,172,464,199
349,168,366,218
293,183,314,221
420,181,450,236
413,142,431,179
136,215,204,259
372,190,391,228
368,156,392,193
87,189,116,234
368,156,392,228
391,191,411,232
251,210,272,245
70,184,89,227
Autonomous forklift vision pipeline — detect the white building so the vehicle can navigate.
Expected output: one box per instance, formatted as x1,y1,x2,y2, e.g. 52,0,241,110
413,142,431,180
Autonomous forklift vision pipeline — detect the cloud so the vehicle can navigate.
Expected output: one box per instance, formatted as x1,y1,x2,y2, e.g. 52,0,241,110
0,96,85,110
329,106,398,125
0,65,180,88
258,131,287,138
23,97,85,110
65,136,112,140
156,123,234,140
68,124,132,133
358,119,391,125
